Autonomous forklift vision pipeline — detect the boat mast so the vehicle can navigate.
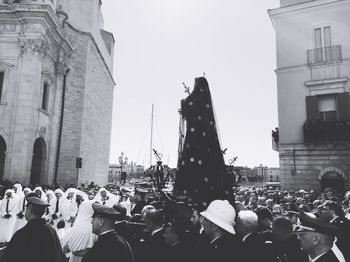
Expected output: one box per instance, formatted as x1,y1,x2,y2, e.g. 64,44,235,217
150,104,154,167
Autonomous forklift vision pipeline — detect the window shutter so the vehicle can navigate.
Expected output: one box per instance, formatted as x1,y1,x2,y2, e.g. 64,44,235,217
306,96,318,120
337,92,350,121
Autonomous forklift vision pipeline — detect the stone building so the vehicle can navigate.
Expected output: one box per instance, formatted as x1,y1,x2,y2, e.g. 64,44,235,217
269,0,350,193
0,0,115,186
108,162,145,183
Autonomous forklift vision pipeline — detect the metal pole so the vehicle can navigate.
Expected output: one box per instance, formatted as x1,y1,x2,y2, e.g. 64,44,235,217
76,167,79,187
150,104,154,167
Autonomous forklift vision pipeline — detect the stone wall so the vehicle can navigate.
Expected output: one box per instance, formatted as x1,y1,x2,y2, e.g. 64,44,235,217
56,26,87,185
279,143,350,192
56,23,114,186
79,40,114,186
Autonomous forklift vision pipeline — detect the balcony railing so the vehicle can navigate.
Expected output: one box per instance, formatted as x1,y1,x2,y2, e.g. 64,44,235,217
307,45,342,66
303,119,350,143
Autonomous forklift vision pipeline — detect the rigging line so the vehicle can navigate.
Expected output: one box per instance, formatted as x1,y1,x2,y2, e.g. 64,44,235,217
153,109,168,162
136,119,151,165
153,110,165,156
211,96,224,150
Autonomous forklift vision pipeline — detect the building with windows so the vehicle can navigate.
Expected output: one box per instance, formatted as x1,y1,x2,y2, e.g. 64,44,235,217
108,162,145,183
269,0,350,193
0,0,115,186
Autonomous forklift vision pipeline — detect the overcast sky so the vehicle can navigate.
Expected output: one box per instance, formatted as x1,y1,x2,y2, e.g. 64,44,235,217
102,0,280,168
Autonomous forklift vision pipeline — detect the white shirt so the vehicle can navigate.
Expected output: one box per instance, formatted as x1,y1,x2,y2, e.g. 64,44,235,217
242,233,252,242
151,227,163,236
332,238,345,262
100,230,115,236
308,251,328,262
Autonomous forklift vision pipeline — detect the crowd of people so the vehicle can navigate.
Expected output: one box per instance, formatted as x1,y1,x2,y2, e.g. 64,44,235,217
0,180,349,262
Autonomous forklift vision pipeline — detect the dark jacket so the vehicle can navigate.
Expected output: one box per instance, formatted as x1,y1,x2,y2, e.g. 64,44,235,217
165,240,198,262
131,200,147,216
82,231,133,262
330,216,350,261
2,218,65,262
201,233,243,262
313,250,340,262
143,228,166,262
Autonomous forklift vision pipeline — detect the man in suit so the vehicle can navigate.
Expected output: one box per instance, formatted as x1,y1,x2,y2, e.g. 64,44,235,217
142,208,165,262
295,211,343,262
235,210,260,262
130,188,147,216
321,200,350,261
82,203,133,262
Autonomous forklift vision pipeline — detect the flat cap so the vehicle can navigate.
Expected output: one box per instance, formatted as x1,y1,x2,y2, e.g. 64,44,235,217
92,202,119,220
26,192,50,207
294,211,338,236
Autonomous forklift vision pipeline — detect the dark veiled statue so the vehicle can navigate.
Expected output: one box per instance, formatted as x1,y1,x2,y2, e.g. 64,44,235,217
175,77,234,209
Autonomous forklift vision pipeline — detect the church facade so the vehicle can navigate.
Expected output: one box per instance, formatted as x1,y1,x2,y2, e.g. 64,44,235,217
0,0,115,186
269,0,350,193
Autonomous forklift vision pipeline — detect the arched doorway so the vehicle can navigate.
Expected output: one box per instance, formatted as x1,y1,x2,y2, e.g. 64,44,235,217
319,167,345,194
0,135,6,181
30,137,46,186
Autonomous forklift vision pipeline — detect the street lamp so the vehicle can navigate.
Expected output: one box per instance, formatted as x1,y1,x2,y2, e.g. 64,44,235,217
118,152,128,184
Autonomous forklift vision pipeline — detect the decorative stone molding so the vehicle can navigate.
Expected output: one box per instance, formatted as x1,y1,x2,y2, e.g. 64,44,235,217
0,129,10,148
39,126,47,138
19,38,49,58
24,23,46,34
41,68,55,84
318,167,347,180
0,62,14,71
55,48,71,76
0,23,16,33
56,5,68,27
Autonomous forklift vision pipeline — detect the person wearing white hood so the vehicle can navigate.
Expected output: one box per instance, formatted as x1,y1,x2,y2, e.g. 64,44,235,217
12,187,32,234
60,188,77,228
13,183,25,199
33,186,48,202
0,189,19,243
92,188,119,208
63,191,98,262
44,190,57,221
48,188,65,229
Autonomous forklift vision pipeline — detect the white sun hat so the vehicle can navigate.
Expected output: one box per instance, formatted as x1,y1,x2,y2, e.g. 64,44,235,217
200,200,236,235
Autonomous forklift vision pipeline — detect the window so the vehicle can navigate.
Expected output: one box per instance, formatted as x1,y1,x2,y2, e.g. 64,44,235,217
41,82,49,111
318,95,337,121
0,72,4,102
314,26,332,63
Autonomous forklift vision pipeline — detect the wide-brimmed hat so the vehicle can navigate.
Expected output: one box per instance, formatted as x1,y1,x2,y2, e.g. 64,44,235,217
293,211,338,236
92,203,119,220
200,200,236,234
26,193,50,207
